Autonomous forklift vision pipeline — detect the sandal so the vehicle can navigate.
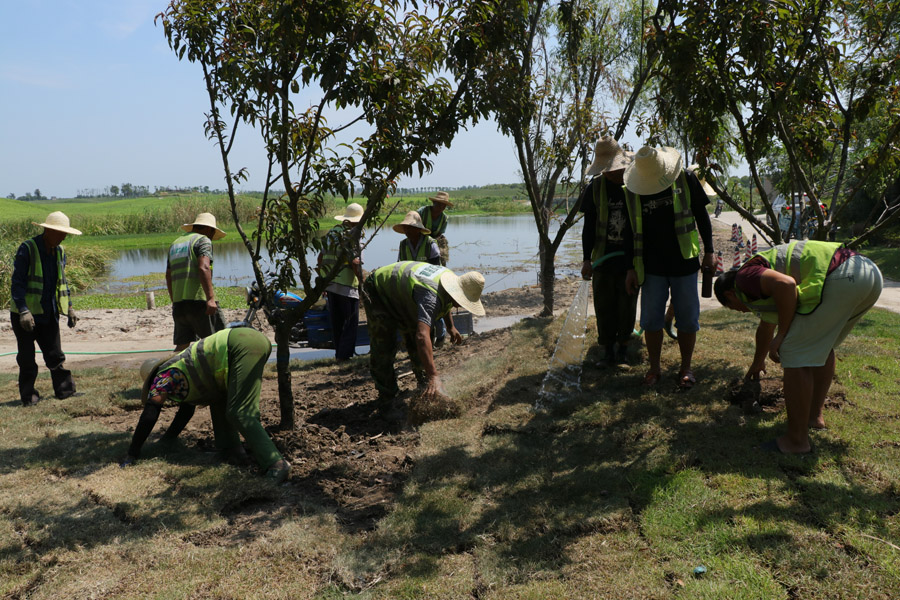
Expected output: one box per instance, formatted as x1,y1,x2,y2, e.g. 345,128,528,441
643,371,661,386
677,369,696,390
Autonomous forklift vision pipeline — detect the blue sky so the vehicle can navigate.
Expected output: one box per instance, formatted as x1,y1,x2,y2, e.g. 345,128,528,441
1,0,528,199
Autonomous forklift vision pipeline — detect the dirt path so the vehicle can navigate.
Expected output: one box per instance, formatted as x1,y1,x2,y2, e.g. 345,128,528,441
2,217,897,372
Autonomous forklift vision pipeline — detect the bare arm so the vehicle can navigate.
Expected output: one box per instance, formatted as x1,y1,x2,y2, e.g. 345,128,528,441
197,255,217,315
747,320,776,380
758,270,798,362
416,320,445,399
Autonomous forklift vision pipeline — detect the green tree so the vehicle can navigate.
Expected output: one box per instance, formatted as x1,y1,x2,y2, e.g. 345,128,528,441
648,0,900,245
159,0,510,428
110,185,120,197
483,0,646,315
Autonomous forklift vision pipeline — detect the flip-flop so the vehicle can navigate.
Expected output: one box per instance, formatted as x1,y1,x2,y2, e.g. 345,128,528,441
677,369,696,390
759,439,815,455
643,371,661,386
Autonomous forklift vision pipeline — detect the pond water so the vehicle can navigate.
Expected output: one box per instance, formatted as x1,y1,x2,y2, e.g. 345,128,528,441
98,214,583,294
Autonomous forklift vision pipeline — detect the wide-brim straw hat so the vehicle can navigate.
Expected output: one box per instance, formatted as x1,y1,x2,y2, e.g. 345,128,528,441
585,136,633,177
428,191,454,207
439,270,486,316
335,202,364,223
139,357,171,404
689,164,717,197
392,210,431,234
34,211,82,235
624,146,684,196
181,212,226,240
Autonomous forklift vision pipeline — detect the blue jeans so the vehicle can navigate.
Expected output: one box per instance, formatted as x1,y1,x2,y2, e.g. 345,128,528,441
639,273,700,333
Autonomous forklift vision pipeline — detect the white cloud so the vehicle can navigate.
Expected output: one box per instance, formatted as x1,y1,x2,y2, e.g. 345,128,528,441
0,64,71,89
96,0,159,39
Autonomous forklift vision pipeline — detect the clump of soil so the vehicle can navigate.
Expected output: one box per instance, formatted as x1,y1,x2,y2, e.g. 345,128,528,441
407,390,464,425
725,377,784,414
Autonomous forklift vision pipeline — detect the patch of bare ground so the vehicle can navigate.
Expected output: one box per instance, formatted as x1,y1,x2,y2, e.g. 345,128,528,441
82,300,524,535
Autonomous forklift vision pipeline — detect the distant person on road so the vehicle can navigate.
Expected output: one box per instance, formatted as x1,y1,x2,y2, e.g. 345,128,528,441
362,261,484,416
715,240,882,455
10,211,82,406
124,327,291,482
166,212,226,352
317,203,364,362
623,146,716,389
417,191,452,266
579,136,637,366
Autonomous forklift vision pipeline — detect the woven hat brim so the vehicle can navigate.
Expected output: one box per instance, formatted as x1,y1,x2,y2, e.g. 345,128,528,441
181,223,227,240
428,196,454,207
623,147,683,196
335,214,362,223
34,221,82,235
439,272,486,317
392,222,430,234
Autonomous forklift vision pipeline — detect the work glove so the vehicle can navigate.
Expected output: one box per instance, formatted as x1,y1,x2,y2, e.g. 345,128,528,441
19,310,35,332
67,309,78,328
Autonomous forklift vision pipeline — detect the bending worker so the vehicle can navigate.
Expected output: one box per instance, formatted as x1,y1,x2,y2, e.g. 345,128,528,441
166,212,227,352
125,327,291,482
714,240,882,455
10,211,81,406
362,261,485,411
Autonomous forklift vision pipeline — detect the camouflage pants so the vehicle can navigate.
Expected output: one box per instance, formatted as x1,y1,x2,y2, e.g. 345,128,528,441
435,235,449,266
363,279,425,399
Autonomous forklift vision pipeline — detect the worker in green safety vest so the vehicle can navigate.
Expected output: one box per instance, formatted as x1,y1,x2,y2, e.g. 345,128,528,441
417,190,452,266
362,261,485,416
166,212,227,352
123,327,291,482
395,210,441,265
714,240,883,455
622,146,716,390
579,136,637,367
317,203,364,361
10,211,82,406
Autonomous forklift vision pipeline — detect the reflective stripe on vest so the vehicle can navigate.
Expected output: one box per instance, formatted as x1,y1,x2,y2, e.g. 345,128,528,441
590,177,611,264
418,206,447,237
10,238,71,316
157,329,231,405
371,261,453,325
169,233,209,302
320,225,359,288
398,235,436,262
736,240,841,323
624,171,699,284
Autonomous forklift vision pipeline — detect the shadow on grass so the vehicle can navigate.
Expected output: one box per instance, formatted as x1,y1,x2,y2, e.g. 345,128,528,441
370,317,900,586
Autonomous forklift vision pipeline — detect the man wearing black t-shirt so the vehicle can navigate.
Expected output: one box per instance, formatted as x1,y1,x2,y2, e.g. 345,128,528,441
623,146,715,388
579,137,637,366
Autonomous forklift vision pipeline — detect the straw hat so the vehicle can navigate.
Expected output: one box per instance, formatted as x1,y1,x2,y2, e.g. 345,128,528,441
689,164,717,197
335,202,364,223
428,191,454,207
33,211,82,235
623,146,683,196
585,136,633,177
139,357,170,404
181,212,226,240
439,270,486,316
392,210,431,234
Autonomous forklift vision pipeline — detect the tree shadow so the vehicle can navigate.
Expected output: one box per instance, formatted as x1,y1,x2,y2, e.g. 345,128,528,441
365,351,900,586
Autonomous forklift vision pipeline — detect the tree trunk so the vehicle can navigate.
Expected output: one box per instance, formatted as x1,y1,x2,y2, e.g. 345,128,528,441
274,324,294,430
538,239,555,317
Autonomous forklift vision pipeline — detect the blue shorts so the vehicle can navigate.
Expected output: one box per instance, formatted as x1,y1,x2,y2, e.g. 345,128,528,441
640,272,700,333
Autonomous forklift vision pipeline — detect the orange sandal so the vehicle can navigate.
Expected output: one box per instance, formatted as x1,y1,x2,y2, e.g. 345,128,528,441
643,371,661,386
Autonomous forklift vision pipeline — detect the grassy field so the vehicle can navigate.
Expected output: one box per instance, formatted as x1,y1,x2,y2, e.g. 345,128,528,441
1,307,898,598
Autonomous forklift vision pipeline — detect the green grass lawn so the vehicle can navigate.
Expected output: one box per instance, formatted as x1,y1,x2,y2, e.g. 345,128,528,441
1,307,898,598
864,245,900,280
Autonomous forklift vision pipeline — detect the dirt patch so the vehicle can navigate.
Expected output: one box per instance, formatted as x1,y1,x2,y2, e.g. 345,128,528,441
725,377,784,414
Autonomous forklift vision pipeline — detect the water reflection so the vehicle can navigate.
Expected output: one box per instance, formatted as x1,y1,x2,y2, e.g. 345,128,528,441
100,214,582,293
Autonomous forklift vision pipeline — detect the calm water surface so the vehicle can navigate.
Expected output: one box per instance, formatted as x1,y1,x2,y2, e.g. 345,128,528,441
99,214,582,294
